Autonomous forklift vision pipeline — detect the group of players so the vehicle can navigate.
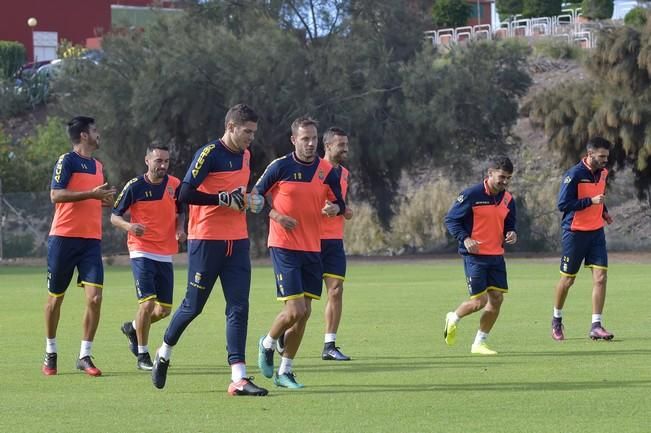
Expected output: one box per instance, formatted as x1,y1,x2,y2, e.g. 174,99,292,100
40,104,616,396
41,105,352,395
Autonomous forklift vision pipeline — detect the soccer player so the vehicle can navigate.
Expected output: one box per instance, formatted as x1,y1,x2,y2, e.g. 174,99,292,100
42,116,116,376
150,104,268,396
111,144,186,371
442,156,517,355
319,127,354,361
254,116,346,389
551,137,614,341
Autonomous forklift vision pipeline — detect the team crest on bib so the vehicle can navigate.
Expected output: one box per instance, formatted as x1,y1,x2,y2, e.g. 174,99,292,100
318,170,325,180
167,186,175,197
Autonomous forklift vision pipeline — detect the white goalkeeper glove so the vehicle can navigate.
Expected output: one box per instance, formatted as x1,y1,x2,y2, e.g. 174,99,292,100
217,189,245,211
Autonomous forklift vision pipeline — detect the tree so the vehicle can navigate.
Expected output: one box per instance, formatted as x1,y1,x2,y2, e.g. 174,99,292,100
522,0,562,18
581,0,613,20
431,0,471,29
496,0,524,20
527,24,651,201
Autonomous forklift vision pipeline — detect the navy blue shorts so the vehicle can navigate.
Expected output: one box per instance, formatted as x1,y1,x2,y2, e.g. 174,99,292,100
560,229,608,276
462,254,508,298
46,236,103,296
186,239,251,295
130,257,174,306
321,239,346,280
270,247,322,301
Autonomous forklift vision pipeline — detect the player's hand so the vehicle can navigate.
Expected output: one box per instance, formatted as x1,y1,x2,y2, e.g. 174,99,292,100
92,182,116,201
603,212,613,225
129,223,146,237
176,229,187,243
591,194,605,205
322,200,340,217
101,196,114,207
277,214,298,230
463,237,481,254
217,189,245,211
344,206,353,220
505,231,517,245
246,193,265,214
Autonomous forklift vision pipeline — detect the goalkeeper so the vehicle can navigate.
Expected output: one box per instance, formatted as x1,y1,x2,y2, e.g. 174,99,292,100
151,104,267,396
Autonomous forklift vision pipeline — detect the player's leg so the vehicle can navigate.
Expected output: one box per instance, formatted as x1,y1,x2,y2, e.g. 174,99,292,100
42,236,75,376
444,255,487,346
122,257,155,358
274,296,312,390
585,229,612,340
321,239,349,360
152,240,220,389
258,247,307,379
472,257,508,354
221,240,267,396
76,239,103,376
552,231,585,341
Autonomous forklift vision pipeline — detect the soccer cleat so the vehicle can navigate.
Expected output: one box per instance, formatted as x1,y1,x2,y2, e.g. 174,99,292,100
120,321,139,357
151,351,169,389
137,352,153,371
227,377,269,396
589,323,614,341
76,355,102,376
322,344,351,361
443,312,457,346
257,336,274,378
42,352,57,376
471,343,497,355
551,318,565,341
273,372,304,389
275,332,285,355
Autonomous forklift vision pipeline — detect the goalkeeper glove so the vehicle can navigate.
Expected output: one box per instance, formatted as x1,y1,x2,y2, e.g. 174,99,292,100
217,189,245,211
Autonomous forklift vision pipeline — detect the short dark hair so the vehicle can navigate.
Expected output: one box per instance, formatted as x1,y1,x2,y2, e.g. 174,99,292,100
488,155,514,173
323,127,348,145
67,116,95,143
586,137,611,151
146,143,169,155
291,116,318,135
224,104,258,129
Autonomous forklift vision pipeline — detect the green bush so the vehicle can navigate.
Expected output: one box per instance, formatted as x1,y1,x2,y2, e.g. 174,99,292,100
581,0,614,20
532,37,583,59
343,200,389,255
0,41,25,79
522,0,562,18
624,7,648,27
0,78,29,119
431,0,472,28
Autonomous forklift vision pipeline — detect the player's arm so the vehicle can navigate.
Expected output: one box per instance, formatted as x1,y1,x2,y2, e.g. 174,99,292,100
557,174,592,212
504,197,517,245
50,183,116,204
323,169,345,216
175,211,187,242
110,180,145,236
445,190,481,253
178,145,244,210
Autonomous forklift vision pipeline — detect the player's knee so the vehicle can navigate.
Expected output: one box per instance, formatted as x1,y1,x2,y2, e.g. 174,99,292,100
140,300,156,314
154,305,171,318
226,302,249,319
329,284,344,300
87,293,103,308
593,272,607,287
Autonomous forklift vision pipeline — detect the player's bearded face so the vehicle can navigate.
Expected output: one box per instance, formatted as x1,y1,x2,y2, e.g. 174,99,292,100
85,125,100,149
328,136,349,163
146,149,170,181
486,169,512,194
588,149,609,170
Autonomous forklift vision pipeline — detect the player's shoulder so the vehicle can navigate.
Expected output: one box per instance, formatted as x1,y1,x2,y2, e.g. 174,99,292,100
267,153,292,170
55,151,75,165
167,175,181,187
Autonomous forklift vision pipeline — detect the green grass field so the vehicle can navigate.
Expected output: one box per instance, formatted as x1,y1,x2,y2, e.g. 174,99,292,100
1,259,649,433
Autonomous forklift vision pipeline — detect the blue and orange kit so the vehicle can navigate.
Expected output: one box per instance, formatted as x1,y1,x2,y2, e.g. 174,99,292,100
112,175,181,255
321,165,349,240
445,180,516,256
255,153,345,252
183,140,250,240
558,159,608,232
50,151,105,239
